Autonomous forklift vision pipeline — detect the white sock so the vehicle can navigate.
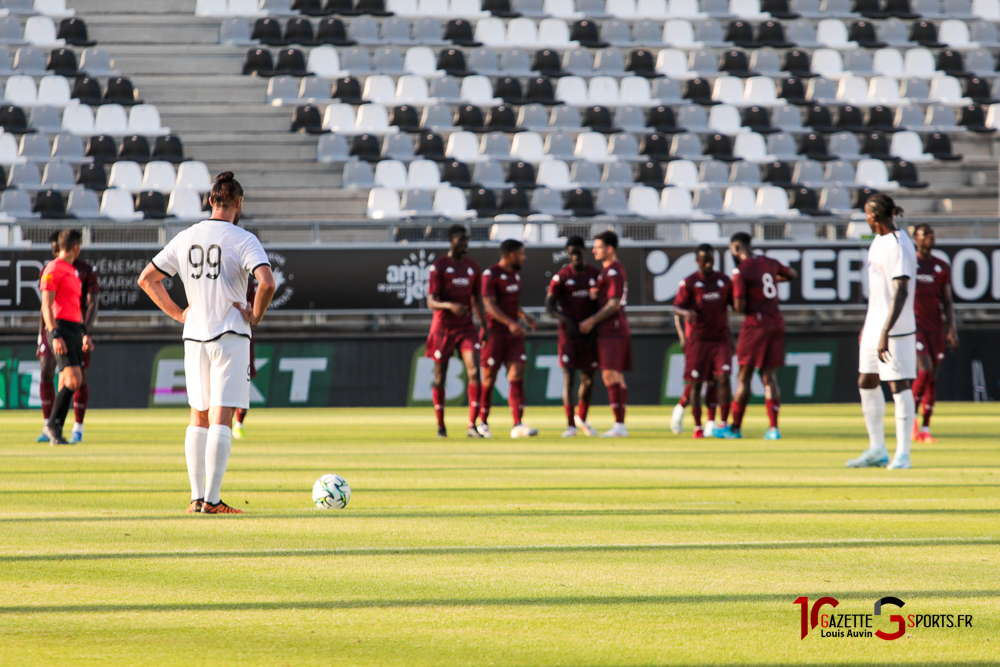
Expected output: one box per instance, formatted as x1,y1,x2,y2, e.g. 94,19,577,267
185,426,208,501
235,420,243,428
893,389,915,459
204,425,233,505
859,387,886,451
72,422,83,434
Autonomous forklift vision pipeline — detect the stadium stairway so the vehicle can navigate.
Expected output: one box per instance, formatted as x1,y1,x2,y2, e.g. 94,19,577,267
70,0,999,221
69,0,367,220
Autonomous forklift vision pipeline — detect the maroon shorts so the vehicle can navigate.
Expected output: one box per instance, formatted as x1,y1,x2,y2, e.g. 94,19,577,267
480,327,526,370
684,337,733,381
558,332,598,371
425,328,481,363
37,334,90,369
916,330,946,363
736,323,784,369
597,336,632,372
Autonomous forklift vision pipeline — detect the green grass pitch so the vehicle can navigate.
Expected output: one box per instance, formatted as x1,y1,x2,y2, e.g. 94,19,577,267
1,404,997,666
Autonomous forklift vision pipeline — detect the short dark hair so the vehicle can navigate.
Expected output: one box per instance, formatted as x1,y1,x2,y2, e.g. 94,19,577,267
696,243,715,258
730,231,752,248
57,228,82,252
209,171,244,209
500,239,524,256
447,224,468,240
566,235,585,249
594,230,618,249
914,223,933,236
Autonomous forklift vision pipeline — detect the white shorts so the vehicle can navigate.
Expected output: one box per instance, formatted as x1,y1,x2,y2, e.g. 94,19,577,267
859,333,917,382
184,334,251,411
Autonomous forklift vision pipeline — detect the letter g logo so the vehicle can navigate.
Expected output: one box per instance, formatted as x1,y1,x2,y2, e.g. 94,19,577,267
874,597,906,641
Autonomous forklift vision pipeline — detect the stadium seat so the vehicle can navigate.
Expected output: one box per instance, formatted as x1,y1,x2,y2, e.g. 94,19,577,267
722,185,756,216
1,189,39,219
25,16,65,48
141,161,177,193
889,130,934,162
18,134,49,163
367,186,411,219
36,74,71,108
65,186,100,218
135,191,169,219
108,160,144,194
47,48,79,77
165,189,205,221
50,132,87,164
15,47,48,76
855,157,899,190
98,187,142,221
30,104,60,133
119,134,151,162
61,103,93,136
175,161,213,192
626,184,662,218
4,76,37,108
197,0,229,15
8,162,42,190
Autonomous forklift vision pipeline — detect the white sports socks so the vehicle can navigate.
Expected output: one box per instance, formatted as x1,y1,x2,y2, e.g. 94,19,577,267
893,389,915,458
859,387,886,452
204,424,233,505
184,425,209,501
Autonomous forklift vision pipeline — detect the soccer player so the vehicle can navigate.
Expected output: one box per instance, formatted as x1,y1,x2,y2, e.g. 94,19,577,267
545,236,600,437
479,239,538,438
39,229,93,446
233,277,257,440
726,232,797,440
36,232,99,444
138,172,276,514
426,224,487,438
579,231,631,438
670,381,721,436
847,194,918,470
910,224,957,443
672,244,734,439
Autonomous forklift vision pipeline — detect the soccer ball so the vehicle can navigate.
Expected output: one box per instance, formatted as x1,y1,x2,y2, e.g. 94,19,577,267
312,474,351,509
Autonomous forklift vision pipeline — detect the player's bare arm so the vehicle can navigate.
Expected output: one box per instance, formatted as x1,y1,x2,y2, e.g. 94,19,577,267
519,308,537,331
40,290,68,356
775,267,798,283
545,292,576,337
878,276,910,362
579,297,620,335
732,295,746,315
138,263,188,323
235,265,276,326
943,282,958,350
673,313,686,349
472,293,488,342
483,294,524,337
82,290,98,352
427,292,468,318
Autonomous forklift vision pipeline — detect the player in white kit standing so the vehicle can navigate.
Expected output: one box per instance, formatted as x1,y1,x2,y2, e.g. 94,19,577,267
847,193,917,470
138,172,276,513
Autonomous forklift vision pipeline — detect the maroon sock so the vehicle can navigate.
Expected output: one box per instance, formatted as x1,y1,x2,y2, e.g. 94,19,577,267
705,383,718,421
607,383,621,421
467,383,480,428
692,402,702,427
565,403,574,427
577,400,589,422
620,387,627,423
720,399,730,424
235,408,248,423
40,380,55,420
922,377,936,428
479,383,493,424
765,398,779,429
678,382,691,408
912,370,930,407
73,383,89,425
509,380,524,425
432,385,445,429
731,400,746,429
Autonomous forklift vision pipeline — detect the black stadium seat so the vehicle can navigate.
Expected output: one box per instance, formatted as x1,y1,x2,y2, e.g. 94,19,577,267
583,105,614,132
486,104,517,131
836,105,865,131
861,131,892,159
390,104,421,132
798,132,833,160
853,0,888,18
742,106,774,133
455,104,485,130
77,162,108,190
565,188,597,216
885,0,920,18
274,49,308,76
626,49,656,77
720,49,752,76
959,104,992,132
0,105,30,133
866,105,896,131
911,21,945,48
725,21,755,48
494,76,524,104
506,160,536,187
34,190,68,218
243,48,274,76
152,135,185,163
285,18,318,45
442,160,473,187
526,77,556,104
791,187,825,215
936,50,970,77
891,160,927,188
763,161,793,187
570,20,606,48
848,20,885,48
437,48,472,76
444,19,479,47
290,104,323,133
805,105,834,132
683,78,714,105
316,18,354,45
706,133,735,160
119,135,151,162
757,20,793,48
354,0,391,16
467,187,497,215
636,160,665,186
483,0,518,17
533,49,564,76
760,0,798,19
136,191,168,219
252,18,285,45
646,105,678,132
964,78,997,105
324,0,356,13
103,77,141,105
292,0,327,15
641,132,671,159
71,75,102,105
499,187,533,216
332,76,362,102
924,132,960,161
57,18,96,47
47,48,78,76
86,135,117,163
777,77,806,104
781,50,811,76
415,132,446,160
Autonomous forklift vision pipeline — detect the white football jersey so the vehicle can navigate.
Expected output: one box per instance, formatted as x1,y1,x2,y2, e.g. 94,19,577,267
863,227,917,339
152,219,269,342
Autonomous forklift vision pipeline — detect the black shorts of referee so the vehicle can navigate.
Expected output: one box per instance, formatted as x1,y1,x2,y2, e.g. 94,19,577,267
49,320,85,371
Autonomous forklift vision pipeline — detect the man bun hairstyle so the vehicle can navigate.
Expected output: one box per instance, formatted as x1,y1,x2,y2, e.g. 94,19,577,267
730,231,752,248
566,235,585,249
209,171,244,209
594,230,618,249
57,228,82,251
447,223,469,240
865,192,903,222
499,238,524,256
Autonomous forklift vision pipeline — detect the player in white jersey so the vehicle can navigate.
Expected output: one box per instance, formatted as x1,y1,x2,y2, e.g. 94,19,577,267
138,172,276,514
847,193,918,470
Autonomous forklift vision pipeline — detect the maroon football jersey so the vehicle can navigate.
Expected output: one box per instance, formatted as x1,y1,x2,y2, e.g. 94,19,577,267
732,255,792,327
548,264,600,330
481,262,521,329
39,258,98,334
595,260,629,338
674,270,733,342
428,254,481,333
915,255,950,334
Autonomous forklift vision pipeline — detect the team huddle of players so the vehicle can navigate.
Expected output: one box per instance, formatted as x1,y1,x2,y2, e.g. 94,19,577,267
426,216,957,449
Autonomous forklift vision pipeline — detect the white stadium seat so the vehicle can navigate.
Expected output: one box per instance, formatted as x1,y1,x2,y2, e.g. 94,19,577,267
167,189,205,221
175,161,213,192
128,104,171,136
100,187,143,221
93,104,129,135
142,161,178,193
108,161,144,194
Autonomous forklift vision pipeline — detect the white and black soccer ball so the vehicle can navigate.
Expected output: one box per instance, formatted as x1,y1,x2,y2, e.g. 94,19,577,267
312,474,351,509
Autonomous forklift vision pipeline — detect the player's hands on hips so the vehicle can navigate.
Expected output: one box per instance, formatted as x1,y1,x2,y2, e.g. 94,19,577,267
508,321,525,337
579,318,595,335
82,335,94,353
878,329,891,362
946,328,958,351
449,303,469,317
234,302,259,326
52,336,67,356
